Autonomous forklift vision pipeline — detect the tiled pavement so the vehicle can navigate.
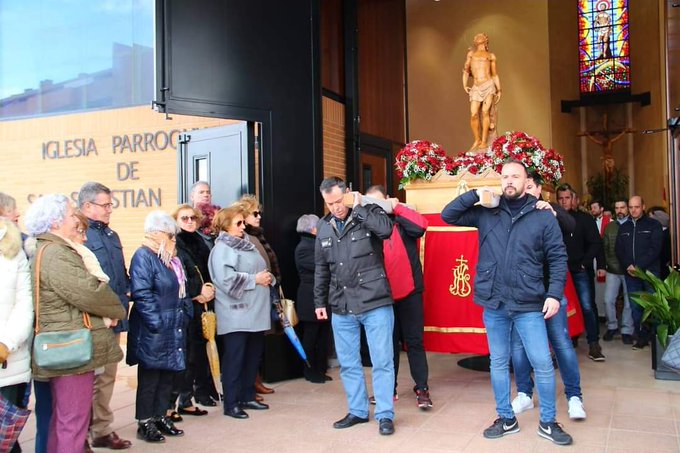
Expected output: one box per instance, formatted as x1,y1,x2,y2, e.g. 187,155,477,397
18,334,680,452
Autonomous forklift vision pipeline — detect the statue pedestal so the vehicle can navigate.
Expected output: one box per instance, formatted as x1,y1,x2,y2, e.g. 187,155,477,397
403,169,501,214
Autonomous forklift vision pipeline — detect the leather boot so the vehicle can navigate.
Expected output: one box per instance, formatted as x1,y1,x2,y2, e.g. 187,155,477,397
155,415,184,437
255,373,274,394
137,420,165,443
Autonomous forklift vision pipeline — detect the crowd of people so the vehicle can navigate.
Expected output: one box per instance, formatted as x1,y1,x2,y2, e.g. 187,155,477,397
0,164,672,450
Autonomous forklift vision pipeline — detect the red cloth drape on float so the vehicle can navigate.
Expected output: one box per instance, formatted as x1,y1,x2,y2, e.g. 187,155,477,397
420,214,585,354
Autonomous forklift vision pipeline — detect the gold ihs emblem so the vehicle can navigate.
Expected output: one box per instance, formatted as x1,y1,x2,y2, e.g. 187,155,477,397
449,254,471,297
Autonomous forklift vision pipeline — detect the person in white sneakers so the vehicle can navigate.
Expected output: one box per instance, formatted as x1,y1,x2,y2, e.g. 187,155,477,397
510,173,586,421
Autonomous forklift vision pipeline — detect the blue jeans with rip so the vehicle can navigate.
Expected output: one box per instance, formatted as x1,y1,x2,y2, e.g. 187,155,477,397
571,270,600,344
512,297,582,402
332,305,395,421
484,305,556,423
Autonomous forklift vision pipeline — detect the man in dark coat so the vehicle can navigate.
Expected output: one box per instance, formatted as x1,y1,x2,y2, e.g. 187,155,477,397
442,160,572,446
556,184,606,362
314,177,396,436
365,185,432,410
78,182,132,450
615,195,663,349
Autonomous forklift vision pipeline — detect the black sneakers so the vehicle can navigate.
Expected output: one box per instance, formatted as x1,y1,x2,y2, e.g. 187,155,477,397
483,417,520,439
588,343,605,362
415,388,433,410
602,329,618,341
537,421,573,445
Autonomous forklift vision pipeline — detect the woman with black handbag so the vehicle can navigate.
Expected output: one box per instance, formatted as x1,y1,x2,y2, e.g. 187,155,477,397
25,194,125,453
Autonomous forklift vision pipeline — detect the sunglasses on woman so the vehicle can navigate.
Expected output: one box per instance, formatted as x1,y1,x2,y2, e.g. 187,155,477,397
180,215,198,222
252,211,261,218
235,220,245,227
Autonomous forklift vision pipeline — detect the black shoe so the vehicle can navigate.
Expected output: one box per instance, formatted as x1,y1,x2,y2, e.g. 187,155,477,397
632,340,648,350
178,406,208,416
537,421,573,445
622,334,634,345
324,374,333,381
137,420,165,443
603,329,618,341
155,416,184,437
241,400,269,410
333,413,369,429
588,343,605,362
483,417,520,439
224,406,249,419
304,368,326,384
196,396,218,407
378,418,395,435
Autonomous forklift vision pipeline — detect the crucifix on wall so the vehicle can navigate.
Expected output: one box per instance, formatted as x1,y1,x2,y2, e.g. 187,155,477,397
577,113,634,183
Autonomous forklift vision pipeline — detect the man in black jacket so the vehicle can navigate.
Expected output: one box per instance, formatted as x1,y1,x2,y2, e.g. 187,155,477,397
615,195,663,349
366,185,432,410
314,177,396,436
556,184,606,362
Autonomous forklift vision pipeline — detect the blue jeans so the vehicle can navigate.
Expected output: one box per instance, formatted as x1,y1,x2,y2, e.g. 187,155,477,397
604,272,634,335
33,380,52,453
484,305,556,423
623,275,654,342
571,270,600,344
512,298,582,401
332,305,395,421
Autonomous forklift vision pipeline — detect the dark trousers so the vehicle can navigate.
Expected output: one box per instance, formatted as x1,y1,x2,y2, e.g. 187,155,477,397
33,380,52,453
393,292,429,391
136,366,177,420
301,321,331,374
218,331,264,411
170,310,215,408
624,275,655,343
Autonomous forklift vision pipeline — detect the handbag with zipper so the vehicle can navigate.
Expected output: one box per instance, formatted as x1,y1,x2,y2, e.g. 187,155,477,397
32,243,93,370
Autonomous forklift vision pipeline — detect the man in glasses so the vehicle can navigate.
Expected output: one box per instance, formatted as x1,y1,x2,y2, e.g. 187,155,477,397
78,182,132,450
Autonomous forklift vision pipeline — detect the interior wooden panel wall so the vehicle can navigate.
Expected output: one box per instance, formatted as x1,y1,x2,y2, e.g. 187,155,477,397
358,0,406,144
320,0,344,95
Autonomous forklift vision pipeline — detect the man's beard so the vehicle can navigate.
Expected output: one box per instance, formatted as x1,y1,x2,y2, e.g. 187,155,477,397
503,187,522,200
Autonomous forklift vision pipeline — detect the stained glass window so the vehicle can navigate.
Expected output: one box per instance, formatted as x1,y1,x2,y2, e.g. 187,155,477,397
578,0,630,95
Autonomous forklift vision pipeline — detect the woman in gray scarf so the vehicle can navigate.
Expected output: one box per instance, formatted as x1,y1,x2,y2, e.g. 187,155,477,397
208,204,273,419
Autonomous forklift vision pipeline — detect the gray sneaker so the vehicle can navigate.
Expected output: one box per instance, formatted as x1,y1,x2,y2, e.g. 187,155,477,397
537,421,573,445
483,417,520,439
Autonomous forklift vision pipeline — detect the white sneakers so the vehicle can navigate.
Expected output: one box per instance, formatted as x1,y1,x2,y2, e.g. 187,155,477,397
568,396,587,420
511,392,534,414
512,393,587,420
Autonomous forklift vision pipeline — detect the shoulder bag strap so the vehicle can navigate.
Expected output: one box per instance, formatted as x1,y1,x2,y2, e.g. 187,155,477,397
34,242,92,333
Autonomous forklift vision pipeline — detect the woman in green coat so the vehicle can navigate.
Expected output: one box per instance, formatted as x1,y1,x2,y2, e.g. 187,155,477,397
25,194,125,453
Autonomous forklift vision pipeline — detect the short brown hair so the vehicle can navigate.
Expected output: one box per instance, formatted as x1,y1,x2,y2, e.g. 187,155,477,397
74,210,89,233
171,204,203,223
212,204,248,233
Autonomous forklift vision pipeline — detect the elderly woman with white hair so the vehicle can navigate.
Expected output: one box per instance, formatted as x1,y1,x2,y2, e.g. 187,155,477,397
294,214,330,383
25,194,125,453
127,210,191,443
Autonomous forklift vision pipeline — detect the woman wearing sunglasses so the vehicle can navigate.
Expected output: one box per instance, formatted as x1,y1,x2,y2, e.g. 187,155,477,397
165,205,217,420
208,204,273,419
238,194,279,395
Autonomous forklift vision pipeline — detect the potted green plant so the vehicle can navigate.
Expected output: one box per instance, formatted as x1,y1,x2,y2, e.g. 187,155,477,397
628,267,680,380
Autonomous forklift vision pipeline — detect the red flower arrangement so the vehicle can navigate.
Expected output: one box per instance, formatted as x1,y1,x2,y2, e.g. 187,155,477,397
447,131,565,186
195,202,221,236
395,140,452,189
